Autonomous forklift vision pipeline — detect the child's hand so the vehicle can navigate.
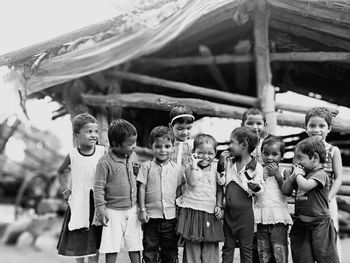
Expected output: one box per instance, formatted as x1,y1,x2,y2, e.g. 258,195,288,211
138,211,149,224
191,153,203,168
265,162,280,178
96,207,109,227
62,189,71,201
248,181,261,192
218,150,231,173
214,205,223,219
292,164,305,177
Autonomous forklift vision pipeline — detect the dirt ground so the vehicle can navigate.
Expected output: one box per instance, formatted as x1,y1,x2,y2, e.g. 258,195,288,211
1,204,349,263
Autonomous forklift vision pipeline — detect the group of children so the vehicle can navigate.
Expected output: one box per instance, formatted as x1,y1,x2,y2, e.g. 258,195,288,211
56,105,342,263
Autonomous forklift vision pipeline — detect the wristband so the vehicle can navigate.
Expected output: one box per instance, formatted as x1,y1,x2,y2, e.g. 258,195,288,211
215,204,222,208
139,207,146,212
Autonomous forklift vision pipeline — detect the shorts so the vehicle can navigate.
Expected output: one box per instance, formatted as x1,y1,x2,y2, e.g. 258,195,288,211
99,206,143,253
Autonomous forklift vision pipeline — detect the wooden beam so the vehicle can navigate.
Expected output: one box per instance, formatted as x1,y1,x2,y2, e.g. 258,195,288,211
137,52,350,67
271,8,350,41
83,92,247,120
253,0,277,134
198,45,229,92
0,16,123,67
268,0,350,25
270,19,350,51
137,54,254,67
271,52,350,63
107,70,259,107
81,92,350,133
275,102,339,117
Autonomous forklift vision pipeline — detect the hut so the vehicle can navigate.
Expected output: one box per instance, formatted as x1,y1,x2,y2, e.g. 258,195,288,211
1,0,350,233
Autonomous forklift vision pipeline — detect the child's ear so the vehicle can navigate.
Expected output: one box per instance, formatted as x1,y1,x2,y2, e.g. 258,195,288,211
312,152,320,162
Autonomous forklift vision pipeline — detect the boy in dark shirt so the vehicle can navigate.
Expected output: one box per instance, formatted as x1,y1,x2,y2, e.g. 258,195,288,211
282,137,339,263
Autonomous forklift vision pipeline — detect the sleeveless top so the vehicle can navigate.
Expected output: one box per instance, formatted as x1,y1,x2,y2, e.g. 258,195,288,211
177,162,222,214
68,145,105,230
323,142,335,186
254,167,293,225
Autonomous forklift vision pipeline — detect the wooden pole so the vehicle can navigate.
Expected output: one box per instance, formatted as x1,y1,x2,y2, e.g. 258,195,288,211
81,92,350,133
107,70,259,107
253,0,277,134
137,52,350,67
198,45,229,92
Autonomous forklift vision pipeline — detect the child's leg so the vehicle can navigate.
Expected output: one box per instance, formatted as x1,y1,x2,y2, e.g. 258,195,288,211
159,219,178,263
202,242,219,263
222,217,237,263
183,240,201,263
330,198,342,262
289,220,314,263
237,221,254,263
257,224,273,263
269,223,289,263
312,218,339,263
106,253,117,263
143,219,160,263
128,251,141,263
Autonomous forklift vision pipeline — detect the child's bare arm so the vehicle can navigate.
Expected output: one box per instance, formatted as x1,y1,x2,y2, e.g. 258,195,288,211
137,182,149,223
214,184,224,219
57,154,71,200
295,175,319,192
329,146,342,201
282,169,297,196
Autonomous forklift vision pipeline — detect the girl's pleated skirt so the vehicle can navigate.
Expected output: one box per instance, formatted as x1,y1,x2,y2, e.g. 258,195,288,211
57,191,102,257
177,207,224,243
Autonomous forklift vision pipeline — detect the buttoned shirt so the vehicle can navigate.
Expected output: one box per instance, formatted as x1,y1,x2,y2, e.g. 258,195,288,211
137,160,184,219
94,150,138,210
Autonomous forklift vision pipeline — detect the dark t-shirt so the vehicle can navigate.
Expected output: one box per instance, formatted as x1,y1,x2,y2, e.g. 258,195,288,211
294,168,330,219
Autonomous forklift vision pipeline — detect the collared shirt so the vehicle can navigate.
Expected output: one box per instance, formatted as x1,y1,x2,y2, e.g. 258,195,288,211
137,160,184,219
225,159,264,196
94,150,138,210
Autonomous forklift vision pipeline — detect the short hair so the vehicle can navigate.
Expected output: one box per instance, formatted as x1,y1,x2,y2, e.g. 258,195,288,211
305,107,333,127
241,108,266,124
193,134,217,152
108,119,137,147
295,137,326,163
169,105,194,125
72,112,97,134
150,126,174,145
230,127,259,153
261,135,285,156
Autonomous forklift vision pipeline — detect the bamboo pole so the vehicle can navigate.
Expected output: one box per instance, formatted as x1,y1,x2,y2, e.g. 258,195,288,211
81,92,350,133
270,19,350,51
107,70,340,116
137,52,350,67
253,0,277,134
275,102,339,117
107,70,259,107
198,45,229,92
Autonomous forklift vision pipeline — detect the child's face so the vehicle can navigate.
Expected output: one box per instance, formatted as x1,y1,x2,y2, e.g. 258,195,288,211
242,114,266,137
306,116,330,142
171,123,193,142
152,137,173,164
294,149,315,172
229,136,244,157
194,142,216,167
262,143,282,165
114,135,137,156
75,123,99,148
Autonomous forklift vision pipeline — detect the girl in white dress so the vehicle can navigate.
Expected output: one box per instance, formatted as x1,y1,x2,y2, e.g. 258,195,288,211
254,136,293,263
